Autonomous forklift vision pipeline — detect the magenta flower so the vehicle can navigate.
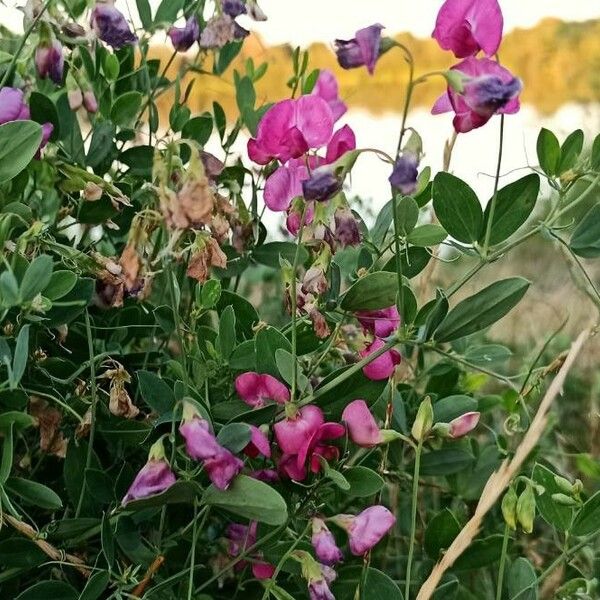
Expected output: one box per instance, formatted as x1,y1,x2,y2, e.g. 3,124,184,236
432,57,521,133
333,505,396,556
312,518,343,565
360,339,401,381
244,425,271,458
226,522,276,579
247,96,334,165
249,468,279,482
179,415,243,490
312,69,347,121
287,201,315,236
432,0,503,58
356,305,400,338
91,3,137,49
122,459,176,504
449,411,480,438
234,372,290,408
274,405,324,456
168,16,200,51
389,154,419,195
35,39,64,84
335,24,384,75
342,399,383,447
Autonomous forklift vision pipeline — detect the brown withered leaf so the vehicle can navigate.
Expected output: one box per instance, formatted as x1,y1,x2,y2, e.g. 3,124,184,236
109,382,140,419
119,243,141,291
186,237,228,282
29,396,68,458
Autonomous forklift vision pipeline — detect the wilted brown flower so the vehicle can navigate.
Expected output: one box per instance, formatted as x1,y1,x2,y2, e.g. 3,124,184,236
29,396,68,458
101,365,139,419
187,237,228,282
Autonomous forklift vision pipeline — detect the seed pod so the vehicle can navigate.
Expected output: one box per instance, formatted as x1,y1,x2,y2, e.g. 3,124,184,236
411,397,433,442
554,475,574,495
516,484,536,534
551,493,579,507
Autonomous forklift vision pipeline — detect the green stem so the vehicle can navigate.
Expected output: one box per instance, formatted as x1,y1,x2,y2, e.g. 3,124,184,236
495,524,510,600
483,115,505,256
165,260,189,393
395,57,415,158
187,502,205,600
405,440,423,600
392,195,405,319
75,310,98,517
537,531,600,583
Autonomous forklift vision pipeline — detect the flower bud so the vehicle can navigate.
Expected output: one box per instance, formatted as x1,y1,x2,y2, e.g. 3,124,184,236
501,486,518,530
551,493,579,507
411,397,433,442
554,475,575,495
516,484,536,534
83,90,98,113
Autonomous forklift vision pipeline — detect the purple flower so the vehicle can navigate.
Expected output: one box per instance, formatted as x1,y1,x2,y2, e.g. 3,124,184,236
433,0,503,58
432,57,521,133
0,88,30,123
360,338,401,381
302,167,341,202
334,207,360,247
333,505,396,555
312,518,343,565
309,577,335,600
179,415,243,490
199,14,247,48
234,372,290,408
243,425,271,458
168,16,200,52
389,154,419,195
35,39,64,84
122,458,176,504
222,0,247,18
356,305,400,338
91,3,137,49
312,69,347,122
449,411,480,438
335,24,384,75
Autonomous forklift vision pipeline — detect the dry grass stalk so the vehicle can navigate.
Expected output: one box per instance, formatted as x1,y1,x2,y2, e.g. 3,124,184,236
415,328,590,600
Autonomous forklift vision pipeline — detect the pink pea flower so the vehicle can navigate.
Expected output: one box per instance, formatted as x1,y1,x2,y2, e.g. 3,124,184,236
309,573,336,600
335,24,384,75
432,0,503,58
122,440,176,504
312,69,347,121
360,338,401,381
235,372,290,408
274,405,324,456
356,305,400,338
226,522,276,579
342,399,382,447
249,468,279,482
91,2,137,49
332,505,396,556
179,412,243,490
286,201,315,236
168,16,200,52
449,411,480,438
312,518,343,566
432,57,521,133
247,96,334,165
35,39,64,84
244,425,271,458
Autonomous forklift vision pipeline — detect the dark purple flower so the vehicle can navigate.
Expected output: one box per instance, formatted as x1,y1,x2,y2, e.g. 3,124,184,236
335,24,384,75
91,3,137,49
200,14,247,48
389,154,418,195
462,75,522,119
35,39,64,84
312,518,343,566
122,458,176,504
334,207,360,247
168,16,200,52
222,0,247,18
302,167,341,202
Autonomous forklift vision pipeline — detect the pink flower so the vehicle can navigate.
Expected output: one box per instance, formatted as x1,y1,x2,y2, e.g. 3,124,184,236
35,39,64,84
249,468,279,482
226,522,275,579
449,411,480,438
180,416,243,490
247,96,334,165
307,563,337,600
356,305,400,338
312,69,347,121
433,0,503,58
432,57,521,133
274,405,324,455
333,505,396,556
360,339,401,381
335,24,384,75
235,372,290,408
244,425,271,458
122,458,176,504
342,400,383,447
312,518,343,565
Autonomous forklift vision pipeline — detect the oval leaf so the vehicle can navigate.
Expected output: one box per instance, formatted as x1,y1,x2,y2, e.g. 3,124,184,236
0,121,43,184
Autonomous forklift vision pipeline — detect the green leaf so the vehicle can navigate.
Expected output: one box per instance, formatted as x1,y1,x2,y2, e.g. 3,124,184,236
0,538,46,569
199,279,221,308
433,395,478,423
111,91,142,127
419,448,475,476
182,113,213,146
44,270,77,300
101,513,115,569
255,326,291,378
570,204,600,258
0,269,20,308
5,477,62,510
0,423,13,484
275,348,308,391
79,571,110,600
572,490,600,536
12,324,30,387
464,344,512,366
253,242,308,269
424,508,461,558
20,255,53,301
29,92,60,141
87,120,116,168
340,271,398,311
333,566,403,600
383,246,431,279
204,474,288,525
394,196,419,235
537,128,561,176
433,172,483,244
559,129,584,173
0,121,43,184
592,133,600,171
453,534,504,571
154,0,183,24
217,305,237,360
137,371,176,414
344,466,385,497
406,223,447,247
532,464,574,531
119,145,153,176
435,277,530,342
136,0,152,28
0,411,35,431
16,581,78,600
507,557,538,600
217,423,251,453
480,174,540,245
217,291,258,338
